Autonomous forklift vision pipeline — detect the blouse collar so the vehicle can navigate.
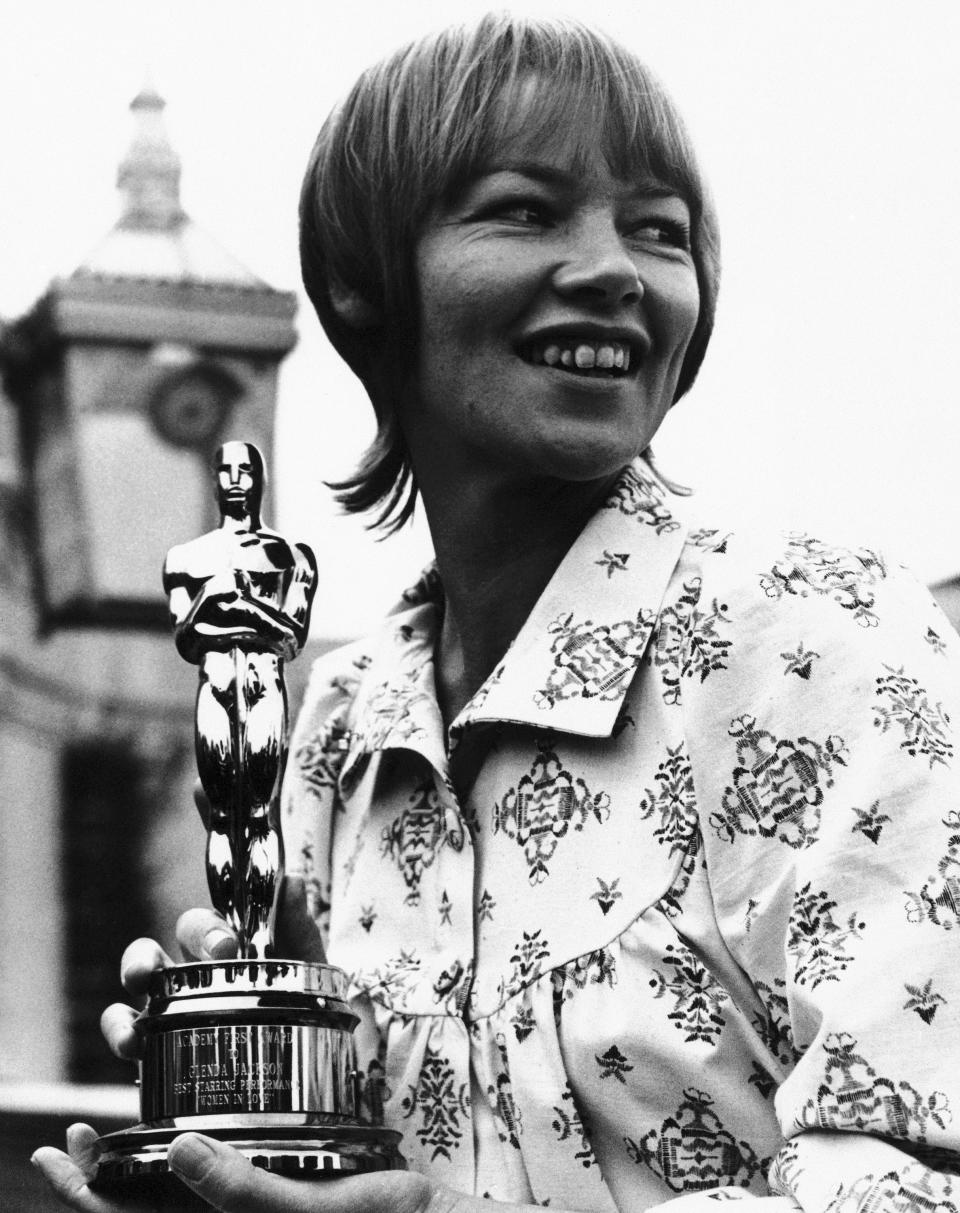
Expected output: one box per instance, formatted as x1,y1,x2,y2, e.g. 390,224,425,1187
341,460,690,781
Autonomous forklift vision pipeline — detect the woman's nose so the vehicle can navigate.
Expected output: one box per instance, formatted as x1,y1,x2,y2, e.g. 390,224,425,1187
552,214,643,305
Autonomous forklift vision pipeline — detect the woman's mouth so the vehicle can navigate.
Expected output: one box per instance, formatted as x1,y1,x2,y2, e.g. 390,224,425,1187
520,338,633,377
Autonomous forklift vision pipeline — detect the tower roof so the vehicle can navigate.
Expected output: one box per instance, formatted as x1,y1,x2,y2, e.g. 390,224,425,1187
70,84,275,295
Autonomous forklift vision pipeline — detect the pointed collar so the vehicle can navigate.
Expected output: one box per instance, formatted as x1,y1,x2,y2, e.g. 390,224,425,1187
450,461,689,741
342,460,690,778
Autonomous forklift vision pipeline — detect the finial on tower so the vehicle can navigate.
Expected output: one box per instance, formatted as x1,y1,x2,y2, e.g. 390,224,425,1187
117,83,184,230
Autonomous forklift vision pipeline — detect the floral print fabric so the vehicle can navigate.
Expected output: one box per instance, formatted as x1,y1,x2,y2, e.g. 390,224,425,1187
282,460,960,1212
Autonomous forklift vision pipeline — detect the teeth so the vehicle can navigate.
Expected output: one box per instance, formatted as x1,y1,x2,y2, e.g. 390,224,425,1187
526,339,633,374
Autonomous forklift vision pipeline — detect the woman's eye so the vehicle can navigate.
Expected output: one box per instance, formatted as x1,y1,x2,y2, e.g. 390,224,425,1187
483,200,551,225
628,218,691,250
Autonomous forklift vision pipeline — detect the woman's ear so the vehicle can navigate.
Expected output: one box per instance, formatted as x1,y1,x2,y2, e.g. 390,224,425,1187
328,277,382,330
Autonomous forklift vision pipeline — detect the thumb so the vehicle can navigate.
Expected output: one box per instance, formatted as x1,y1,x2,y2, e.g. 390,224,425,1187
167,1134,313,1213
167,1135,436,1213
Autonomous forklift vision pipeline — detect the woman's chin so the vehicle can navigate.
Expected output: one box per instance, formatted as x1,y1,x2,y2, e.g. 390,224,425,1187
514,429,647,485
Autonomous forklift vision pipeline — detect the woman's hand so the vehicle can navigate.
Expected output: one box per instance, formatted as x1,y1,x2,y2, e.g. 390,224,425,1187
100,875,326,1061
33,1126,456,1213
98,903,239,1060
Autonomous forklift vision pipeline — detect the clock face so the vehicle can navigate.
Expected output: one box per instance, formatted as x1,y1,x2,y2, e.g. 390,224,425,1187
149,370,233,449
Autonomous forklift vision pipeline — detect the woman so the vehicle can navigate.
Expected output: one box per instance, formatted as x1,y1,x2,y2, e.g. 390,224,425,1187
36,13,960,1213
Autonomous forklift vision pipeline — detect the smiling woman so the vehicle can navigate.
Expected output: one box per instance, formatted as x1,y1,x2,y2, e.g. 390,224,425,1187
408,148,701,489
298,13,720,531
33,11,960,1213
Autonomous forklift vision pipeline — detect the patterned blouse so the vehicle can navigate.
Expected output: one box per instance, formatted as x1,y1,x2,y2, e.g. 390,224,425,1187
281,460,960,1213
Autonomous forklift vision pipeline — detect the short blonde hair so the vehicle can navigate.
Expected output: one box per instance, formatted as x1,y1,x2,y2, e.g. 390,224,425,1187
300,12,720,531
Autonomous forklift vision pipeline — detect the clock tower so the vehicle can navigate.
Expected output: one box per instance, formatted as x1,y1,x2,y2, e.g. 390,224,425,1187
3,84,297,629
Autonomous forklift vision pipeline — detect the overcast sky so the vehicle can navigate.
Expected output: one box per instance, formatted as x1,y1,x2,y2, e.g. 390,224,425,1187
3,0,959,639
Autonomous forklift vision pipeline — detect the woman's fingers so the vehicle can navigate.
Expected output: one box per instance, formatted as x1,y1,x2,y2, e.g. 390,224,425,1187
176,907,239,961
168,1133,438,1213
100,1002,142,1061
174,881,322,963
169,1135,309,1213
65,1123,103,1180
274,876,326,963
31,1146,106,1212
32,1126,118,1213
118,909,237,969
119,937,174,996
35,1126,444,1213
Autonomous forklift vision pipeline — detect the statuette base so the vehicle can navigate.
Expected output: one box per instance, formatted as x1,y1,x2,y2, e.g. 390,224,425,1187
94,1120,403,1205
92,960,403,1197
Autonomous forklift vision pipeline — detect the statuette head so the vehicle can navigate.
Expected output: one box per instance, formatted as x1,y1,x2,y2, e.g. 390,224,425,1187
213,441,264,522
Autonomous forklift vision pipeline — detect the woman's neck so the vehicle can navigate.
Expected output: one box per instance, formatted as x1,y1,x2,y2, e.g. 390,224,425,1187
420,467,618,726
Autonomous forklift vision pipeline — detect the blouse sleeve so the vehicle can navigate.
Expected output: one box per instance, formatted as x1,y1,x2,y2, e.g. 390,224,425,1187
682,542,960,1213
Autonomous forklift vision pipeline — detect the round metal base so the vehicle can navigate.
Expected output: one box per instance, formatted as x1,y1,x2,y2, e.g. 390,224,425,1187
91,959,405,1200
94,1119,404,1204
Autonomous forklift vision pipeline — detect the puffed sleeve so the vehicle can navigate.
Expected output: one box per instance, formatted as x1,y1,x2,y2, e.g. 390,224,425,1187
682,534,960,1212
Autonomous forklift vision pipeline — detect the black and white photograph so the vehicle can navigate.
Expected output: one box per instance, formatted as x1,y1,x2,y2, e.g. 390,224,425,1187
2,3,959,1210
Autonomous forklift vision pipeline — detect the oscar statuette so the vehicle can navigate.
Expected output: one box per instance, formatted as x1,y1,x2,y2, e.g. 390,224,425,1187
93,442,403,1200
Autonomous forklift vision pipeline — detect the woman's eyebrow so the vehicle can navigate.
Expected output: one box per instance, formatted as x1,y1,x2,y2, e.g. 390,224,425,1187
476,163,682,202
628,183,683,200
478,161,575,186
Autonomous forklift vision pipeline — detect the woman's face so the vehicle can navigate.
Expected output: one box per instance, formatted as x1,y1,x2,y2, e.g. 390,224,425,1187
405,118,701,489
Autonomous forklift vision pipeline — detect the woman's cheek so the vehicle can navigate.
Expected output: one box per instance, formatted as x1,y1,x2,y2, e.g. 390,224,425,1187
645,271,700,360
